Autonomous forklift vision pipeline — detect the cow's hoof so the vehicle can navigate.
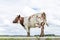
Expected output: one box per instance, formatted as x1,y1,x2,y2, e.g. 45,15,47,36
39,35,41,37
27,35,30,37
39,35,44,37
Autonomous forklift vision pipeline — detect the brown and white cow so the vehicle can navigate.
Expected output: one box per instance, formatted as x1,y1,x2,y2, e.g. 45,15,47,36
13,12,48,37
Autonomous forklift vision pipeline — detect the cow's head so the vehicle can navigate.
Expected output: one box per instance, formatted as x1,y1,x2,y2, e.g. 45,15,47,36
13,15,25,27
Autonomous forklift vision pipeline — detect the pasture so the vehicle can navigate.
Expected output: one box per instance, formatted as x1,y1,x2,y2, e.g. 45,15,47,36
0,37,60,40
0,35,60,40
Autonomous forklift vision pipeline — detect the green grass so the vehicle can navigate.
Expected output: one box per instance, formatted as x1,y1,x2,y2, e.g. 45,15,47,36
0,37,37,40
0,38,29,40
45,38,52,40
0,37,60,40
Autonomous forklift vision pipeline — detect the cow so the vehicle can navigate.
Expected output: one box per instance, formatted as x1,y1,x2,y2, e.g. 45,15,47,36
13,12,48,37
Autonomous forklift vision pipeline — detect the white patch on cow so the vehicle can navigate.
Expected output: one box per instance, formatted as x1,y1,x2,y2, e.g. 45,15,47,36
23,17,29,32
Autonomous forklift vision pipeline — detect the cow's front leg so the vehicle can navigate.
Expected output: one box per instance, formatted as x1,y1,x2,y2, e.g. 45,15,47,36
27,27,30,37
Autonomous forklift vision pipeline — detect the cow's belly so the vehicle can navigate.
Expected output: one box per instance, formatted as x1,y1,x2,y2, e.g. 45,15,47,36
29,18,37,28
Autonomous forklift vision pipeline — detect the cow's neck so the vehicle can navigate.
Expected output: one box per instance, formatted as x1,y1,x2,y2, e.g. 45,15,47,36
20,17,24,26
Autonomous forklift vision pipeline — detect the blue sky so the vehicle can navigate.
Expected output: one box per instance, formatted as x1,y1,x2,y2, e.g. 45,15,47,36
0,0,60,36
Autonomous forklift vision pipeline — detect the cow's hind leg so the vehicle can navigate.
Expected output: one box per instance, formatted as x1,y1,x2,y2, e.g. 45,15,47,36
40,26,44,37
40,22,45,37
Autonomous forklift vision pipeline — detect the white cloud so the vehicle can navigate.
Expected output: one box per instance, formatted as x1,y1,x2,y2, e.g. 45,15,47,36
19,6,37,17
0,0,60,35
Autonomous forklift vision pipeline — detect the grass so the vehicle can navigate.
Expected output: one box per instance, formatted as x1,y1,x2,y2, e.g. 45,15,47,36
45,38,52,40
0,37,37,40
0,37,60,40
0,35,59,40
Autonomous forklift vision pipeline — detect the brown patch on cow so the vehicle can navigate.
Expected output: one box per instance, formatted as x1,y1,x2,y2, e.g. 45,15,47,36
28,14,35,21
13,15,20,23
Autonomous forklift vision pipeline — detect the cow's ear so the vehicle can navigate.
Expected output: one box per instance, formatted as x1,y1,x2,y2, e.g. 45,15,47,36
18,15,20,17
18,15,21,18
